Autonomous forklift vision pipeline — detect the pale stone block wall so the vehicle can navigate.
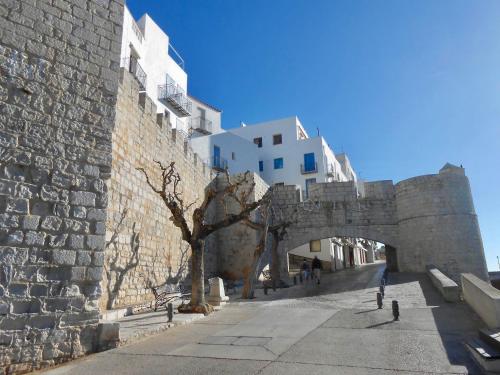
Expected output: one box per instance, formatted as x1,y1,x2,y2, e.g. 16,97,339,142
0,0,123,372
462,273,500,328
101,69,215,310
215,172,269,280
395,170,488,281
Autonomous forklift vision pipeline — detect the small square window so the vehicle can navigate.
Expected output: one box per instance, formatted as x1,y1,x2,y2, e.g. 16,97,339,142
274,157,284,169
273,134,282,145
310,240,321,252
258,161,264,172
253,137,262,148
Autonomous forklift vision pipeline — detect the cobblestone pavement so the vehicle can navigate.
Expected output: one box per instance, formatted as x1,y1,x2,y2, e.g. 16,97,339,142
40,263,485,375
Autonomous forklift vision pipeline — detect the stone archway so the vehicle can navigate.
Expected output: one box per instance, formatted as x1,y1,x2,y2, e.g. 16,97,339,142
270,164,489,283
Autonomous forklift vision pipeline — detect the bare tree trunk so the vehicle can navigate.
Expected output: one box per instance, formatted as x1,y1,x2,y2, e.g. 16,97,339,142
241,253,261,299
190,239,205,306
270,231,281,285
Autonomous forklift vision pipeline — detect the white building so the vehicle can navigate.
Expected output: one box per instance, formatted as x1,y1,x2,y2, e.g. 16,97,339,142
189,115,369,271
121,6,372,273
120,7,222,137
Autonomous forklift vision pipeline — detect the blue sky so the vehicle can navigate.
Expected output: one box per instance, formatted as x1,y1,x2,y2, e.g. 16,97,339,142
126,0,500,270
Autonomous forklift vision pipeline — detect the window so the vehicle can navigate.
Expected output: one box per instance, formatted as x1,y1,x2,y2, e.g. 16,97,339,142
303,153,316,172
258,161,264,172
231,152,236,160
253,137,262,148
274,157,284,169
310,239,321,252
273,134,282,145
305,178,316,198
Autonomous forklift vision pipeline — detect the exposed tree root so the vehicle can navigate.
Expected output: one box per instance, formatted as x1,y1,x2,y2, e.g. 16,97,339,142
177,303,214,316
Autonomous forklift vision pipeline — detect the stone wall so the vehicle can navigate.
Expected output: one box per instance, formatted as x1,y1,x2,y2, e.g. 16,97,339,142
215,172,269,280
273,165,488,283
0,0,123,372
395,167,489,281
101,69,215,310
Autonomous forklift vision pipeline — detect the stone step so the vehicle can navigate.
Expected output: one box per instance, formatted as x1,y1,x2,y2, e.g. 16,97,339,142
465,338,500,373
480,328,500,352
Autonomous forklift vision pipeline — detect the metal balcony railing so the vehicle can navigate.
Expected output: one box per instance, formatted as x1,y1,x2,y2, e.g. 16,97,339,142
168,42,185,70
301,162,318,174
158,77,192,117
189,117,213,135
122,57,146,91
205,156,228,171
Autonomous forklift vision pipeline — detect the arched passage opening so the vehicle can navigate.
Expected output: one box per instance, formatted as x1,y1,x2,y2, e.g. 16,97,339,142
276,224,400,284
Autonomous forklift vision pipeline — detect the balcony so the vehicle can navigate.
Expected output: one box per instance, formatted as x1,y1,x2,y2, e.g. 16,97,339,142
158,79,192,118
122,57,147,91
206,155,228,172
189,117,213,135
301,162,318,174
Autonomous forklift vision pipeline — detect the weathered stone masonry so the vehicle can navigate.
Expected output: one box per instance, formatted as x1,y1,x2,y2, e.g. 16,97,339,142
270,165,489,283
102,69,215,310
0,0,123,372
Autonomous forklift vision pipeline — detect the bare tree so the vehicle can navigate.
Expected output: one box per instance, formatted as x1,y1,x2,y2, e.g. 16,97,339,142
239,198,271,299
239,189,298,297
137,161,265,314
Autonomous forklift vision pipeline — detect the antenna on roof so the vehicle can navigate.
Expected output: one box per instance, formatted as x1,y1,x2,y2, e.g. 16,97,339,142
316,127,320,136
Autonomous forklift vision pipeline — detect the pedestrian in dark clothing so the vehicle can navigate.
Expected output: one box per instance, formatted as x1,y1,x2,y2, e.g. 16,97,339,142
312,256,322,284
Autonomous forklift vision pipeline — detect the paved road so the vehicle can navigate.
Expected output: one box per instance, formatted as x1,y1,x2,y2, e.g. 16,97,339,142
42,263,484,374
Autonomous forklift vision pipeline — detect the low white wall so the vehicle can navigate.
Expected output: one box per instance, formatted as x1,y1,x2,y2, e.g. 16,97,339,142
462,273,500,328
427,266,460,302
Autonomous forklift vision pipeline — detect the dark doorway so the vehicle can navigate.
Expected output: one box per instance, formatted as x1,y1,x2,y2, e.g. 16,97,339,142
385,245,398,271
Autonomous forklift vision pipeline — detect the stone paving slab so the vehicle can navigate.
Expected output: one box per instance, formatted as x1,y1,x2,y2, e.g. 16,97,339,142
41,354,269,375
117,310,205,345
257,361,468,375
169,342,276,361
277,326,480,374
323,306,483,333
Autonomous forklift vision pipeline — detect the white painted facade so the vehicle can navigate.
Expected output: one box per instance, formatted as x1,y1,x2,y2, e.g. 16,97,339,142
189,96,223,137
189,132,258,173
226,116,357,197
120,6,222,137
189,115,363,269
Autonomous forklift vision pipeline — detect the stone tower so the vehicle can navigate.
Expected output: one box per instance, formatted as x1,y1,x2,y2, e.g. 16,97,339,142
395,163,488,281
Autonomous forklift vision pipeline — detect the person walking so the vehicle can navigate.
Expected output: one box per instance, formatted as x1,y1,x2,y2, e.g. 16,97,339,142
312,256,322,285
301,259,309,281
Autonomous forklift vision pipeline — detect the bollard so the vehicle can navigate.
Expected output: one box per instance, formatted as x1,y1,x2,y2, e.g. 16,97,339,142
381,277,386,286
167,302,173,322
272,280,276,292
392,300,399,321
379,284,385,298
264,285,268,295
293,275,297,285
377,292,383,309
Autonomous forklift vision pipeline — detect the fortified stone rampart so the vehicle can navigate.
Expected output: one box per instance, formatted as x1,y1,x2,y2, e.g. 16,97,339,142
0,0,123,372
102,69,216,310
395,167,488,280
272,165,488,283
215,172,269,281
